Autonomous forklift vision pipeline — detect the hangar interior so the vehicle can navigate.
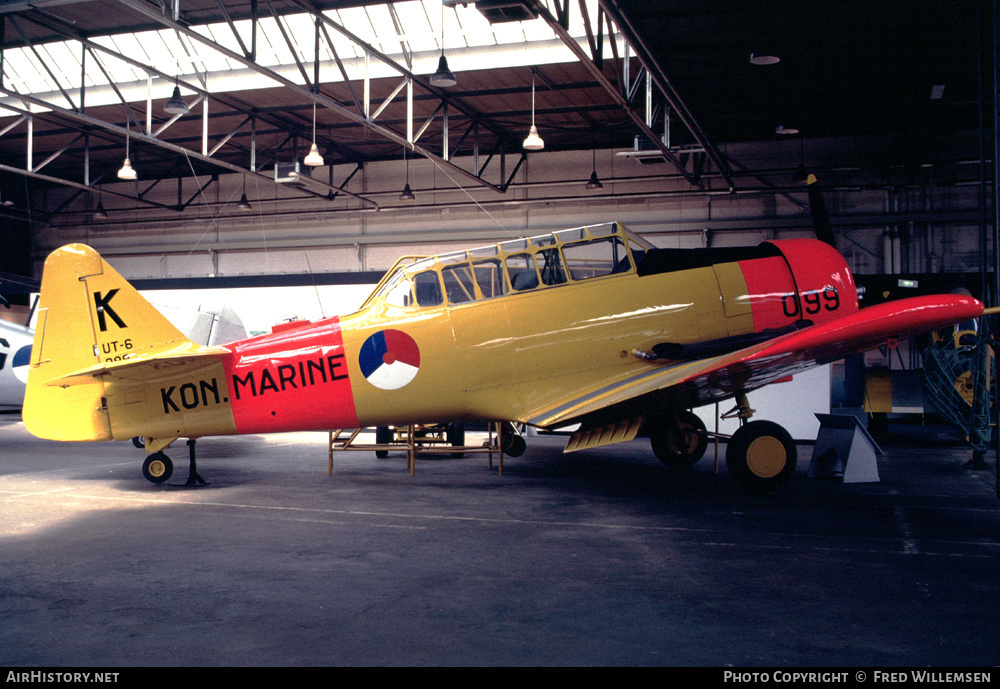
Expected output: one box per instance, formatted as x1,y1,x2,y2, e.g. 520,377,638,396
1,1,1000,668
0,0,995,291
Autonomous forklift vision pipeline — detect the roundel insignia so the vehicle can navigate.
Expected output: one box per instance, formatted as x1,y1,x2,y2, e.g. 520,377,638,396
12,345,31,385
359,329,420,390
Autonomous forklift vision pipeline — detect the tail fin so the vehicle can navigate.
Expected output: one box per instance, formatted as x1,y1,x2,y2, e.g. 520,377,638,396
23,244,193,441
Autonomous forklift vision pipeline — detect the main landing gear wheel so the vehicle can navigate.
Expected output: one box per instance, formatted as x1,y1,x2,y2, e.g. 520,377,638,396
725,420,797,494
500,425,526,457
375,426,393,458
447,422,466,458
142,452,173,484
650,410,708,468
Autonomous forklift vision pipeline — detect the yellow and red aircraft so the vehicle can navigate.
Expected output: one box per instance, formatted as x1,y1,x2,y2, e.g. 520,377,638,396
21,191,988,492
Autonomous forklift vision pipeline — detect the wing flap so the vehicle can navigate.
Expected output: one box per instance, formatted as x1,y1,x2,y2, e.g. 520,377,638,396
527,294,984,430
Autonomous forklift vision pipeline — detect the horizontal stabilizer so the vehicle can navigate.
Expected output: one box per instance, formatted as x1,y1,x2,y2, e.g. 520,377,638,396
42,343,230,387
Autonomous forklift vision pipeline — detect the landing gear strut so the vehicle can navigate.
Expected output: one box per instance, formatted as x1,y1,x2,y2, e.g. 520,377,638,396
721,393,797,493
183,439,209,487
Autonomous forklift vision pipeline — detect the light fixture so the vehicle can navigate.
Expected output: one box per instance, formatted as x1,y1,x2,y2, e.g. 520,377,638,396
430,55,457,88
430,4,457,87
586,148,603,189
164,78,189,115
117,158,137,180
93,200,108,219
304,143,324,167
775,125,799,135
750,53,780,66
304,100,325,167
237,176,252,210
400,147,415,201
523,70,544,151
118,122,137,180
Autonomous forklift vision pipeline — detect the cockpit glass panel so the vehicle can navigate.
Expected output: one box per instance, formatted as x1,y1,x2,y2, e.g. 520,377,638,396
537,247,567,285
563,237,631,280
555,227,588,243
506,253,539,291
499,238,530,253
413,270,443,307
442,263,477,304
384,275,413,307
473,259,508,299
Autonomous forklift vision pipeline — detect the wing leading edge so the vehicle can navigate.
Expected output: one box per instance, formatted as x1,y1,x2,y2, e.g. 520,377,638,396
527,293,985,431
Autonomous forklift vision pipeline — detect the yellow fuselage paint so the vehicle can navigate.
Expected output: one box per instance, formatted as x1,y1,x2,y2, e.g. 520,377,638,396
25,223,856,452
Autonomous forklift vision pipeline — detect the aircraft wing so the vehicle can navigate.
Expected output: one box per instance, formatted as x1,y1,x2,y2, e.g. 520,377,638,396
526,293,984,430
40,342,230,387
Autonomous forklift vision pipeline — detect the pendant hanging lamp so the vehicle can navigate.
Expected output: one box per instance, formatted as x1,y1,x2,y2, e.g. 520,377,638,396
237,176,252,210
586,148,603,189
523,70,544,151
430,4,457,87
400,148,415,200
164,77,189,115
118,120,137,180
304,100,324,166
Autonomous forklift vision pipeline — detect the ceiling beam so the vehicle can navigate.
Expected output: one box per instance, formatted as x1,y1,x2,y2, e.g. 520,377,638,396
113,0,511,194
597,0,736,190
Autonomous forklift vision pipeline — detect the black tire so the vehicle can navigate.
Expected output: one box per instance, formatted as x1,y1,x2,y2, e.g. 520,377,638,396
447,422,466,458
501,430,526,457
142,452,173,484
375,426,392,459
650,409,708,468
131,436,145,449
725,420,797,493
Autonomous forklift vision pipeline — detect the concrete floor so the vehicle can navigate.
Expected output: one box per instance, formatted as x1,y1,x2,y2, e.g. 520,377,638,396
0,414,997,667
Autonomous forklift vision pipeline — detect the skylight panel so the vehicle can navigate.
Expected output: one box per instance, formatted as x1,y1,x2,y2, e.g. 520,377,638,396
392,2,437,53
2,49,46,94
0,0,600,107
321,12,366,61
38,41,82,91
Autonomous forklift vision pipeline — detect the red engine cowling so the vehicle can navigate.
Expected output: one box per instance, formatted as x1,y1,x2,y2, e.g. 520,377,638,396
738,238,859,333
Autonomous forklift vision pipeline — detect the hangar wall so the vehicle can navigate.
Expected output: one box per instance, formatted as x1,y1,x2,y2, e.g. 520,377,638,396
32,135,987,286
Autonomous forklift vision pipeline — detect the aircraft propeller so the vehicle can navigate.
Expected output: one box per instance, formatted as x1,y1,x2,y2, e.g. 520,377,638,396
805,174,836,248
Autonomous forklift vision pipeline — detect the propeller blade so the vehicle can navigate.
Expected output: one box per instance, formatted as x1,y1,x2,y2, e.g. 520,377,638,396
806,173,836,247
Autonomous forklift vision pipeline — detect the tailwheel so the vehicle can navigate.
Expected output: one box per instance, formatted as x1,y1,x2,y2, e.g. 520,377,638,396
142,452,173,484
650,410,708,468
725,420,797,493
